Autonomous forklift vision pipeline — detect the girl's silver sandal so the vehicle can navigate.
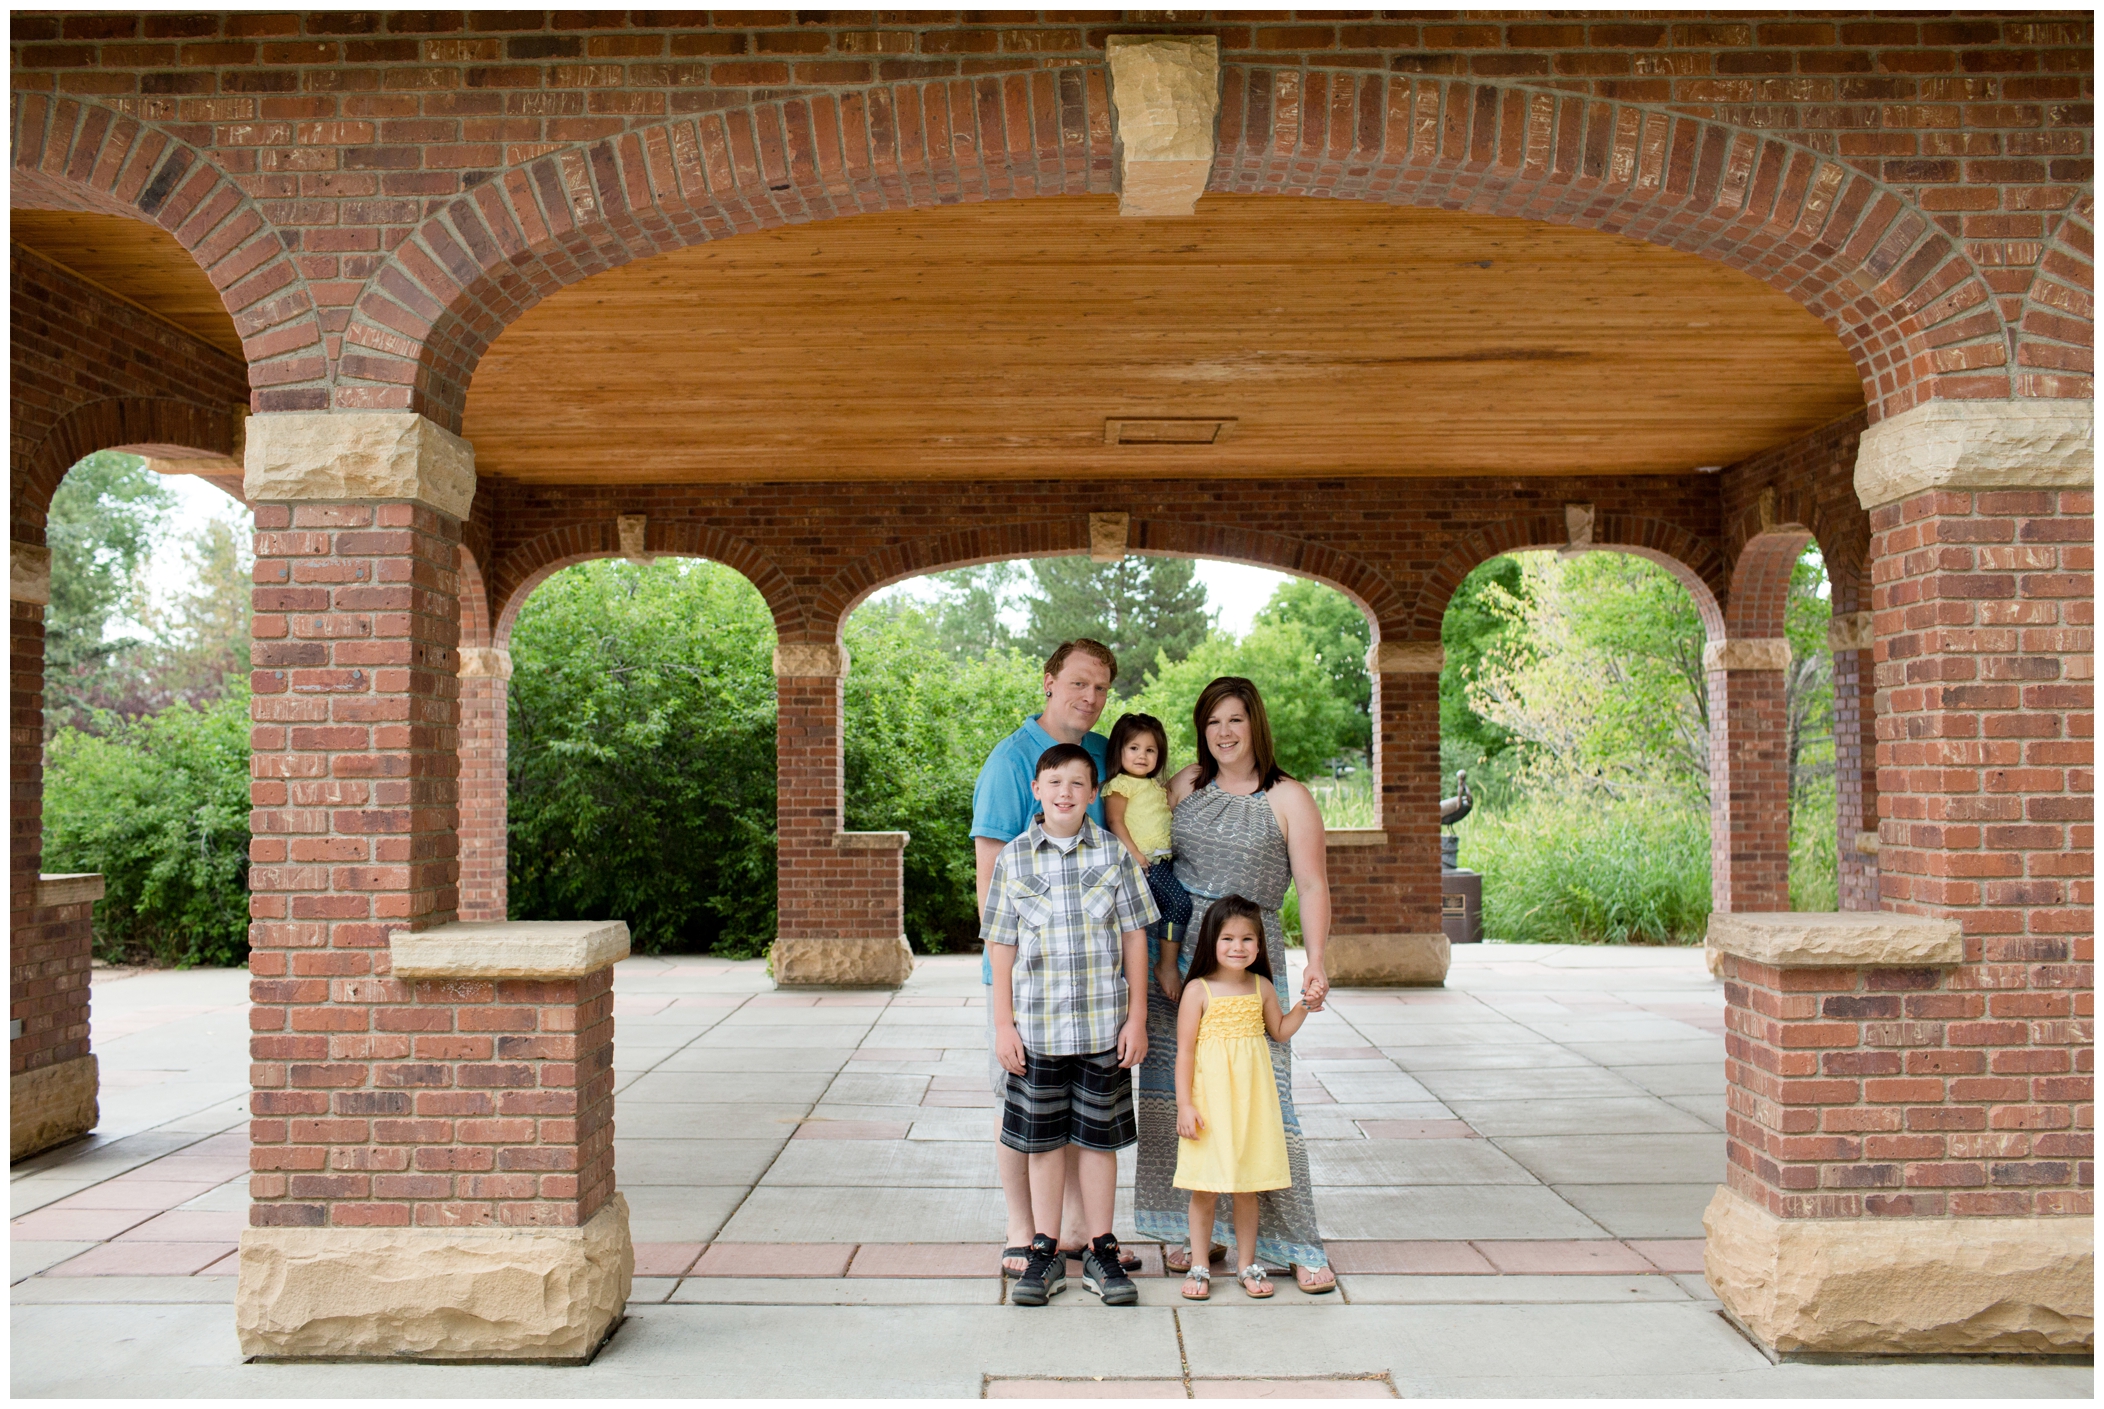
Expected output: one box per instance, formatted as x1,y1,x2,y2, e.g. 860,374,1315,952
1238,1264,1275,1298
1180,1266,1212,1300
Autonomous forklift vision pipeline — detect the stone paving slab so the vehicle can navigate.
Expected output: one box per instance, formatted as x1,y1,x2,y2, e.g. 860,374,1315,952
1305,1139,1538,1187
1441,1095,1718,1137
1496,1133,1726,1185
1553,1182,1719,1240
1339,1274,1690,1304
1315,1186,1609,1241
615,1137,788,1186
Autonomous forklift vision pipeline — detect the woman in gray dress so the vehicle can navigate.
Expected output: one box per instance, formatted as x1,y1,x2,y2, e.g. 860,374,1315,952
1133,676,1337,1292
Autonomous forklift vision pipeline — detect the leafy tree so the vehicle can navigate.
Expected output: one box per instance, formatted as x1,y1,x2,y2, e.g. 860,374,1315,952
121,512,253,716
925,562,1025,663
1440,556,1524,776
1125,619,1366,781
507,559,779,956
44,452,173,733
843,600,1045,951
1254,578,1371,755
42,690,252,967
1022,555,1212,687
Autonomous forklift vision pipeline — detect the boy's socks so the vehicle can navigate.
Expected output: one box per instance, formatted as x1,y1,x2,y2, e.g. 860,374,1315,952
1080,1233,1138,1307
1011,1233,1066,1307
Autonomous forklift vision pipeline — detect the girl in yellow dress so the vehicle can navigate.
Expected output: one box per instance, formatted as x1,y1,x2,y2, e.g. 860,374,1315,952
1171,894,1316,1300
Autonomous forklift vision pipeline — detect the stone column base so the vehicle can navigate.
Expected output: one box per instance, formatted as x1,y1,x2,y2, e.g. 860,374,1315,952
236,1193,633,1363
773,934,915,988
1326,932,1449,987
1703,1185,2093,1356
11,1054,98,1161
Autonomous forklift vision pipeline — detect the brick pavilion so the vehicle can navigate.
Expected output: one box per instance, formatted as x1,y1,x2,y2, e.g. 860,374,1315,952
8,10,2091,1362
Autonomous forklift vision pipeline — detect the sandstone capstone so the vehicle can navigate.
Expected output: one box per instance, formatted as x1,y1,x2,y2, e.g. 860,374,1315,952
458,646,514,680
10,1055,99,1161
1854,400,2093,510
774,643,849,678
774,934,915,988
244,411,476,519
11,541,51,605
1704,1184,2093,1355
390,919,630,980
1706,910,1961,969
1825,611,1874,652
236,1193,632,1362
1327,932,1450,987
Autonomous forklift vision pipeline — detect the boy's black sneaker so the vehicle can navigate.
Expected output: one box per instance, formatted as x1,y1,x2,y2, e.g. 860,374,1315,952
1081,1234,1139,1306
1011,1234,1066,1307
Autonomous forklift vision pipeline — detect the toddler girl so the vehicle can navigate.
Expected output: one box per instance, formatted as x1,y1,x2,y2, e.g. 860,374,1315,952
1171,895,1315,1300
1101,713,1193,968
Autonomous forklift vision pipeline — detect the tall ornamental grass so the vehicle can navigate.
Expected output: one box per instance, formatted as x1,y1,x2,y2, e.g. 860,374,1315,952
1456,792,1711,945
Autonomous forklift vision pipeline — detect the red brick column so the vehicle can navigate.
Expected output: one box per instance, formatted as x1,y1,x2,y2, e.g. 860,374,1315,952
1830,610,1883,911
1708,638,1794,913
1327,642,1446,985
772,641,912,987
9,544,104,1159
1703,402,2093,1357
457,647,510,922
236,412,629,1363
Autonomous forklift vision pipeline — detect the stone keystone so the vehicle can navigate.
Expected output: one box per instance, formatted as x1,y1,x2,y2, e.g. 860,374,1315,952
1560,502,1595,557
1854,400,2093,510
1704,638,1791,672
244,411,476,520
1106,35,1220,217
1089,512,1130,562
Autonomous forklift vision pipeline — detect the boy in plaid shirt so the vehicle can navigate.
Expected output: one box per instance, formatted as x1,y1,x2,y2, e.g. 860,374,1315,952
983,742,1158,1306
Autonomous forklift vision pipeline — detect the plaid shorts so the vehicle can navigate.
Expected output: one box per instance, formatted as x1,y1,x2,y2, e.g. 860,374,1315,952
999,1047,1137,1155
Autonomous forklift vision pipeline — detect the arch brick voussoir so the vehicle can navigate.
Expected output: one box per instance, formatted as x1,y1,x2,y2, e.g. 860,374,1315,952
342,66,2044,435
489,519,794,648
9,93,327,412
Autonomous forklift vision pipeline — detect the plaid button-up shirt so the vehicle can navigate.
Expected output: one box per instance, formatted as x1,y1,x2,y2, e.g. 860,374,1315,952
981,815,1159,1057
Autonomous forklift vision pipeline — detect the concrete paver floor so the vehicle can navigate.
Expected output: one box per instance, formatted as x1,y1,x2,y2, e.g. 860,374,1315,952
11,947,2090,1398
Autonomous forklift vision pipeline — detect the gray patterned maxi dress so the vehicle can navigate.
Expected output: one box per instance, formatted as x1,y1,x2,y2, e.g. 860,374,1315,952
1134,781,1328,1269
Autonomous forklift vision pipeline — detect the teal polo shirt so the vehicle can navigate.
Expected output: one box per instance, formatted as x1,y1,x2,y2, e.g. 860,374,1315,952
970,714,1109,983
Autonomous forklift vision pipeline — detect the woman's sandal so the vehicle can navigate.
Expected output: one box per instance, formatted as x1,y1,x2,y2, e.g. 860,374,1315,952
1000,1246,1032,1276
1292,1263,1337,1294
1180,1267,1212,1301
1162,1241,1229,1274
1238,1264,1275,1299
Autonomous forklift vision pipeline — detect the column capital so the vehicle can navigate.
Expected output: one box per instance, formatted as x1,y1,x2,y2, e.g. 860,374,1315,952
1826,611,1873,652
1106,34,1219,217
458,646,513,680
774,642,848,678
10,542,51,605
1854,400,2092,510
1369,641,1443,673
244,412,476,519
1704,638,1790,671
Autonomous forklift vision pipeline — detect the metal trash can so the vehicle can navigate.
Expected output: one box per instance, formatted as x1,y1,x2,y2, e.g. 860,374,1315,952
1440,833,1483,944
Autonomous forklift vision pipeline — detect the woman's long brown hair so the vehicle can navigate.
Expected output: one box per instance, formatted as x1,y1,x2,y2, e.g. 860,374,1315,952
1192,676,1290,792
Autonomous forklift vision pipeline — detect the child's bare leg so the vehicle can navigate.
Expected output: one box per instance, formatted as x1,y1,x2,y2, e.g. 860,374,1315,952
1026,1149,1067,1241
997,1136,1034,1264
1073,1147,1118,1242
1186,1192,1218,1272
1231,1193,1260,1273
1057,1143,1088,1248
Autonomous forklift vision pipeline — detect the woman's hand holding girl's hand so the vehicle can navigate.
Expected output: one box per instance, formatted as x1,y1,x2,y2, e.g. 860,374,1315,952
1300,962,1329,1009
1176,1103,1205,1140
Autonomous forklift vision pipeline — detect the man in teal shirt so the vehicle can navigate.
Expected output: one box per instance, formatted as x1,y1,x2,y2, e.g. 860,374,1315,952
971,638,1117,1276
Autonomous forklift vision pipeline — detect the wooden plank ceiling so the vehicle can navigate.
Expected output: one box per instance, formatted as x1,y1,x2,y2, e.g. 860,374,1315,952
465,194,1864,484
11,209,245,360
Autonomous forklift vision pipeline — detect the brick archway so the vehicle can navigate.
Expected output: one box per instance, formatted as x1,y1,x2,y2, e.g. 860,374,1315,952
12,396,240,536
1410,509,1728,641
8,94,325,413
818,514,1403,646
337,67,2041,430
489,521,796,649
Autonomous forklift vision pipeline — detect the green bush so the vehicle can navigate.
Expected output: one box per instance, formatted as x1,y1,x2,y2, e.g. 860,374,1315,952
843,604,1045,952
507,559,779,956
42,692,252,968
1790,785,1839,912
1455,793,1711,945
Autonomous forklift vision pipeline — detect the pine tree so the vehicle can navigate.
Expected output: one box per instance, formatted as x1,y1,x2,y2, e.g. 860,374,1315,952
1021,556,1212,687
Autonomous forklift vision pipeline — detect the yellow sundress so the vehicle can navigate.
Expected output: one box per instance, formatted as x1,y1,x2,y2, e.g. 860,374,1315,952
1173,981,1291,1193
